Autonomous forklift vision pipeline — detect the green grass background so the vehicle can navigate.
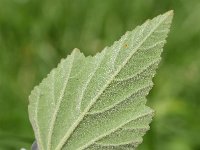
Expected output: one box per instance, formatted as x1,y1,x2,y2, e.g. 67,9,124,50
0,0,200,149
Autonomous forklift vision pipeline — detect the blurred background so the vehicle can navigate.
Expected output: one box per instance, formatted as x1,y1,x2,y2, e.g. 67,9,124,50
0,0,200,149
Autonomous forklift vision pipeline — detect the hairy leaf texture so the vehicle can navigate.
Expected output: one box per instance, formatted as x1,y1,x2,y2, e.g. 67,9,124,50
28,11,173,150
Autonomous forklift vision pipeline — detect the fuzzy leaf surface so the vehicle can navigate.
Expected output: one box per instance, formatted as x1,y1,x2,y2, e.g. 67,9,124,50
28,11,173,150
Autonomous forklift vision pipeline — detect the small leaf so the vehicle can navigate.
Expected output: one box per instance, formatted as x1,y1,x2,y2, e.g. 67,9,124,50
28,11,173,150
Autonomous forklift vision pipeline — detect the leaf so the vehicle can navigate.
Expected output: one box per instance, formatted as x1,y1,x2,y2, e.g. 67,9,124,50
28,11,173,150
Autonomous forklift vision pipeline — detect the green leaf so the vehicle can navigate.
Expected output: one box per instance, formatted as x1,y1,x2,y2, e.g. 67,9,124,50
28,11,173,150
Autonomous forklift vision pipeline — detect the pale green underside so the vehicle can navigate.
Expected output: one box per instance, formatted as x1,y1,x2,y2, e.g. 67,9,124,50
28,11,173,150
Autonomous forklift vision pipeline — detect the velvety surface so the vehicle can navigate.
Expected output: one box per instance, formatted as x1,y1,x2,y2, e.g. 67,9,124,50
0,0,200,150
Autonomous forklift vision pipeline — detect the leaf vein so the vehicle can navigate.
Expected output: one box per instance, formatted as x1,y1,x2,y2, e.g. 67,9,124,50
55,13,170,150
47,53,76,150
114,58,161,82
78,111,152,150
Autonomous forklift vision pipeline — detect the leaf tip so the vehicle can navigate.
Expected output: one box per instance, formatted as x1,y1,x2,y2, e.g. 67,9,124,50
166,10,174,16
163,10,174,21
